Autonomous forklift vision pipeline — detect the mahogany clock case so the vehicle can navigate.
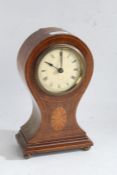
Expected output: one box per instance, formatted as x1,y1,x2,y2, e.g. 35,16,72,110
16,27,94,157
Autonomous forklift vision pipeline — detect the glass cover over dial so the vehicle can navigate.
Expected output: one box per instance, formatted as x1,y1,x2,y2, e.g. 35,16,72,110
35,44,86,95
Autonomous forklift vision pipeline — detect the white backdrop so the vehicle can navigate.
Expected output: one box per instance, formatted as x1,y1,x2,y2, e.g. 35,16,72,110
0,0,117,174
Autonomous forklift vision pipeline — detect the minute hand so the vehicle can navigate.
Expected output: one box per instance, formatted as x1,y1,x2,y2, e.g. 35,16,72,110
60,51,63,68
44,61,58,70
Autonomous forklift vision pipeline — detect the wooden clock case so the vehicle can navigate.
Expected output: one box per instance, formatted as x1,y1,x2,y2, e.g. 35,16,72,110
16,27,94,157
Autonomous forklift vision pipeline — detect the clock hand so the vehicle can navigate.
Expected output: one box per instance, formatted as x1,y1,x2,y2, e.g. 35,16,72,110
45,61,64,73
60,50,63,68
58,50,64,73
44,61,58,70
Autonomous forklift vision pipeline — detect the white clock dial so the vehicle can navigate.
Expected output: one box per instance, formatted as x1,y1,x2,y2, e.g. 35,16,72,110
35,45,85,95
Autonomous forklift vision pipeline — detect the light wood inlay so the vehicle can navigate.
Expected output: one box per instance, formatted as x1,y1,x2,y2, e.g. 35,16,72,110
51,107,67,131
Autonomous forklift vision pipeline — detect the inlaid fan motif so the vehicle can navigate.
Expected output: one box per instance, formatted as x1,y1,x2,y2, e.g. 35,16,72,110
51,107,67,131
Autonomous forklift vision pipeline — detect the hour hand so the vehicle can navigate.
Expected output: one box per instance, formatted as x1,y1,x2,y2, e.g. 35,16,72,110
45,61,53,67
44,61,58,70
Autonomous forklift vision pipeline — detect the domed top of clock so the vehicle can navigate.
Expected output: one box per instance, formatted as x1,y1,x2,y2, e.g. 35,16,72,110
17,27,93,101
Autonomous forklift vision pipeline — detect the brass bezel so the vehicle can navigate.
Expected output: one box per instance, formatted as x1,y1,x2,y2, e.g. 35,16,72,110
35,44,86,96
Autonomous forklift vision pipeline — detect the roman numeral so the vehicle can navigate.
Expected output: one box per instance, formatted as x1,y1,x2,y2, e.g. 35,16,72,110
74,68,78,71
49,82,53,87
41,70,46,72
72,60,76,63
71,76,76,79
51,54,55,58
67,53,71,58
43,77,48,81
57,84,61,88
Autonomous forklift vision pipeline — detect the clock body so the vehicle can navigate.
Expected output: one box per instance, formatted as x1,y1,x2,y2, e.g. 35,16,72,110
16,27,94,157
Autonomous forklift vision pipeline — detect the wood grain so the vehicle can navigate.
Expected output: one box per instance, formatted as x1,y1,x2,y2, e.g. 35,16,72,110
16,27,94,157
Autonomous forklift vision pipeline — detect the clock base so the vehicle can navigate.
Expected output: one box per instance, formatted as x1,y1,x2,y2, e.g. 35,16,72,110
16,131,93,158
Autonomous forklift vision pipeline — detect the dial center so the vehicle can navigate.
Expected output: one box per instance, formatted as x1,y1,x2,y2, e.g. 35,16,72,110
58,68,64,73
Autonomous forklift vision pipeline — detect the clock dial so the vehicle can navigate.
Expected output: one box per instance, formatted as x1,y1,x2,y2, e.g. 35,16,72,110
35,44,86,95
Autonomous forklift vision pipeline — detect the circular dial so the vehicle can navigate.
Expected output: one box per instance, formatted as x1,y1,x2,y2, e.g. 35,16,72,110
35,44,86,95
